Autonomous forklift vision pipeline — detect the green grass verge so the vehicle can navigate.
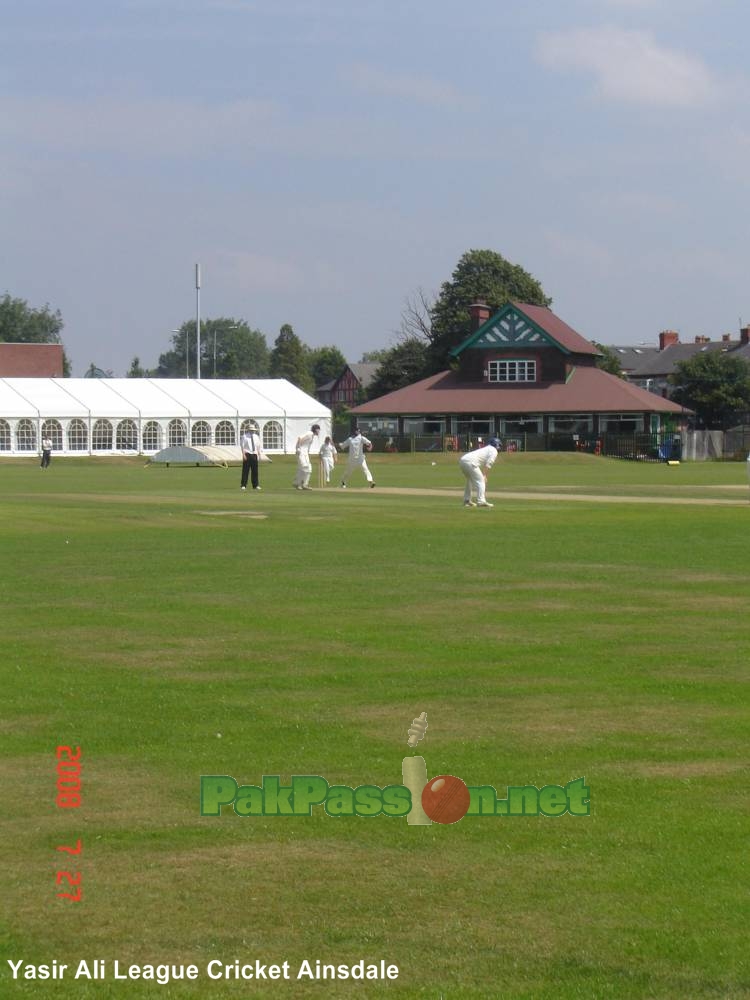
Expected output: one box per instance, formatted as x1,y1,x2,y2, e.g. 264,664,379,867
1,455,748,998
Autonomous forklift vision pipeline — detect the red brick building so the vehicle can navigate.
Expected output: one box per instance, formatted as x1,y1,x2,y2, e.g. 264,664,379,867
0,343,65,377
316,363,378,409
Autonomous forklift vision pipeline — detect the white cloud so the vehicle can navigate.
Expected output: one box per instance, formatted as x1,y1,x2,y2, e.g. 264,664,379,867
536,26,719,107
345,63,473,110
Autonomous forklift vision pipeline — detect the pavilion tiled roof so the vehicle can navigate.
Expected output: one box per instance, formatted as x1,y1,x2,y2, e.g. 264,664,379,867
351,365,689,416
451,302,601,358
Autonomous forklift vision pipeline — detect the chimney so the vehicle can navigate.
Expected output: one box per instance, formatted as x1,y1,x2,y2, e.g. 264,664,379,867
741,326,750,346
694,335,711,344
469,301,491,330
722,334,732,343
658,330,679,350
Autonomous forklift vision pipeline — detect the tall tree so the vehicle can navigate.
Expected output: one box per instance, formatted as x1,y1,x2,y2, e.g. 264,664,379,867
127,357,146,378
212,321,269,378
307,345,346,388
269,324,313,392
426,249,551,370
359,349,389,364
367,339,430,399
0,292,71,374
156,319,268,378
669,351,750,429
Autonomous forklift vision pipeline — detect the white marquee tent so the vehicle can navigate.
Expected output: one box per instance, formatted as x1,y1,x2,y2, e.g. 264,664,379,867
0,378,330,457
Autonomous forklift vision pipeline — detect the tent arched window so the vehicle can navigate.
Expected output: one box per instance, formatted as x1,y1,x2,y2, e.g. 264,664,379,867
168,419,186,447
215,420,235,446
67,419,88,451
262,420,283,450
143,421,162,451
0,420,10,451
191,421,211,446
42,420,63,450
92,419,113,450
16,419,36,451
116,419,138,451
240,419,260,436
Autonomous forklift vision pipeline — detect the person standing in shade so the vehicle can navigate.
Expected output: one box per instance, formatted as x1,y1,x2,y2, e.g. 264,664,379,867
41,435,53,469
293,423,320,490
458,438,499,508
240,425,262,491
338,428,375,488
319,436,337,485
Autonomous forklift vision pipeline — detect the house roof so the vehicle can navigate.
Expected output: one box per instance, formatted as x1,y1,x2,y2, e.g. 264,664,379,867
451,302,600,358
351,365,689,416
347,363,379,387
616,341,749,378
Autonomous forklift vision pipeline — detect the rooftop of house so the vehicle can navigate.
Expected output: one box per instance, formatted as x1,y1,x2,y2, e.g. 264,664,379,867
610,329,750,377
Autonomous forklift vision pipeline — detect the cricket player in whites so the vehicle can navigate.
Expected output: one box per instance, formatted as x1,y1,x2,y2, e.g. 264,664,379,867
338,428,375,488
294,424,320,490
459,437,500,508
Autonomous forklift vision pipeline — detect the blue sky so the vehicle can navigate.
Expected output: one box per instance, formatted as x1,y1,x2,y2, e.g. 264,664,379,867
2,0,749,375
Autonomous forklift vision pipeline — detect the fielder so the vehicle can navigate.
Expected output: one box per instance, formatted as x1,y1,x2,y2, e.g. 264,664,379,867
459,438,500,508
338,428,375,488
319,436,337,485
293,423,320,490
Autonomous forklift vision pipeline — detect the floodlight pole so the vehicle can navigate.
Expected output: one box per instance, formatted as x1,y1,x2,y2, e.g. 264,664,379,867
195,262,201,380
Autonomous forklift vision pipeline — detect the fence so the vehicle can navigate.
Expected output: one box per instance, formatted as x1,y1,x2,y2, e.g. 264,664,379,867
333,427,750,460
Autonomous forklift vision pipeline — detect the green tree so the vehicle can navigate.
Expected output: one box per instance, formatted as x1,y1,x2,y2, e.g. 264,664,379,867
211,321,269,378
270,324,313,392
156,319,268,378
307,345,346,388
593,343,625,378
127,356,146,378
359,349,389,364
367,339,430,400
0,292,71,374
426,249,551,370
669,351,750,429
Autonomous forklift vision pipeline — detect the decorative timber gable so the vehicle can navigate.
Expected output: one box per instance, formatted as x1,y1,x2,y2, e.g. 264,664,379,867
451,304,566,357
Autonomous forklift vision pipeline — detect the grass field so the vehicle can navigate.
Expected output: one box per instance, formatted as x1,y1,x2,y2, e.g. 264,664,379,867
2,453,748,999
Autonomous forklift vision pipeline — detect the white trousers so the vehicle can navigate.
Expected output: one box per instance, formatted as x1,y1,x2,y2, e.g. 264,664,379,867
460,459,486,503
342,458,373,485
294,456,312,487
321,457,335,482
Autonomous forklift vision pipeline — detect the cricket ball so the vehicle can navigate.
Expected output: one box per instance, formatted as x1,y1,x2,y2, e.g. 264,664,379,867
421,774,470,824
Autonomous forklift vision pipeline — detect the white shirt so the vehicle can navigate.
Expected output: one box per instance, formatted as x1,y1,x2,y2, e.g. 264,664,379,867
296,431,316,457
340,433,371,462
42,437,53,451
241,431,260,456
319,442,337,460
460,445,497,469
